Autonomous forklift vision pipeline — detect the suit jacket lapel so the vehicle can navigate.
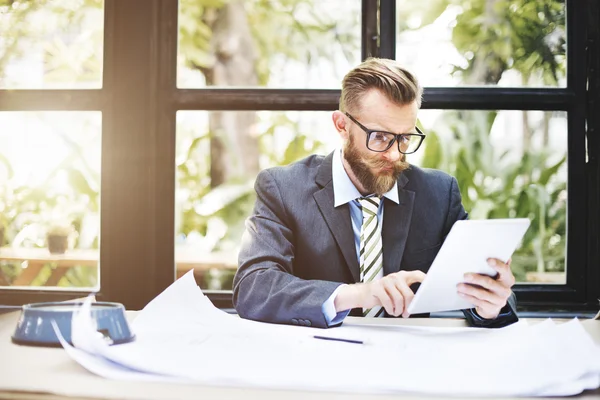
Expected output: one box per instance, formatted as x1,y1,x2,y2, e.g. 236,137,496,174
383,173,415,275
313,153,360,282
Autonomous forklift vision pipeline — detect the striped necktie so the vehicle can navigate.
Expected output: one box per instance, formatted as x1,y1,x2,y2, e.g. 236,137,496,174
358,196,384,317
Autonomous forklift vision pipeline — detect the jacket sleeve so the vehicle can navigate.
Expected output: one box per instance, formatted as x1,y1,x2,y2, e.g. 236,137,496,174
444,176,469,234
233,169,342,329
462,293,519,328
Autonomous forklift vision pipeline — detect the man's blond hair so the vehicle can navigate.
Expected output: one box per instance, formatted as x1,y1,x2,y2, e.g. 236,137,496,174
340,58,422,113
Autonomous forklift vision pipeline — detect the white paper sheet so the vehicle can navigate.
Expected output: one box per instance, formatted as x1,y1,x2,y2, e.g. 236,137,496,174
59,271,600,397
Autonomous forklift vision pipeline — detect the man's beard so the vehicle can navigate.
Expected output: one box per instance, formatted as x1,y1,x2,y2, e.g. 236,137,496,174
343,133,410,196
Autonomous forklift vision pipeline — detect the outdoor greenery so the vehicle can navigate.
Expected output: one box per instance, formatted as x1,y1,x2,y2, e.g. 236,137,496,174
0,0,566,288
408,0,567,281
420,110,566,281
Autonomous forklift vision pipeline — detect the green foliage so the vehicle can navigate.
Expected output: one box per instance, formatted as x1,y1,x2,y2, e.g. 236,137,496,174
179,0,359,85
176,112,329,253
452,0,565,84
258,113,327,166
398,0,565,85
0,0,104,86
178,0,226,71
421,111,566,281
246,0,357,85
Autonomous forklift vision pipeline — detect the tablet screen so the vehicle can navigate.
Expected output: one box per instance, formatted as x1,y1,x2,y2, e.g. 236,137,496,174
407,218,530,315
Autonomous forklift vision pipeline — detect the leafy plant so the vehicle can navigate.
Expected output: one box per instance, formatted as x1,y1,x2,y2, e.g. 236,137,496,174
420,110,566,281
176,112,329,255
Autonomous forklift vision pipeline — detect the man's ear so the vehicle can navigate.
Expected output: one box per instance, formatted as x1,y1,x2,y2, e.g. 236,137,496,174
332,110,349,139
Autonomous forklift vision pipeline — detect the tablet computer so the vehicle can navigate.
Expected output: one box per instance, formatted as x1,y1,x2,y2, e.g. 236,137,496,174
407,218,530,315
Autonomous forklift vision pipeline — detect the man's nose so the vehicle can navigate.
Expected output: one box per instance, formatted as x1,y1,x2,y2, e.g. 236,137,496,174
382,143,401,162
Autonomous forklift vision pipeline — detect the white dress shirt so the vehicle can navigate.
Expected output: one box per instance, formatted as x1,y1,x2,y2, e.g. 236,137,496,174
321,148,399,326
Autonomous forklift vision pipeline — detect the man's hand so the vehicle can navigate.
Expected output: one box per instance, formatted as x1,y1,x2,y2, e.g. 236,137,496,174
457,258,515,319
334,270,426,317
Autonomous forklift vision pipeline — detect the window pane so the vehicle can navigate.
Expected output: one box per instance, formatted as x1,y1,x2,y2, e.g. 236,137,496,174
396,0,566,87
0,112,101,290
177,0,361,89
414,110,567,284
0,0,104,89
175,110,337,290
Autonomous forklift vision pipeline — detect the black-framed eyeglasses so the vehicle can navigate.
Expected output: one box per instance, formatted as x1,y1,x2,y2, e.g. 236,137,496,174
345,112,426,154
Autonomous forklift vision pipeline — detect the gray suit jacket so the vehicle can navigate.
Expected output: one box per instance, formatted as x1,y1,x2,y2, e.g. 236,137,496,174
233,152,516,328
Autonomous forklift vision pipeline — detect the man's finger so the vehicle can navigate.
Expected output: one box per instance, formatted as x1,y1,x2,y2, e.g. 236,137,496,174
401,270,427,286
392,277,415,318
464,273,512,299
458,292,493,308
383,280,404,317
457,282,505,308
463,273,496,290
458,293,500,319
488,258,515,286
459,293,501,318
373,284,395,316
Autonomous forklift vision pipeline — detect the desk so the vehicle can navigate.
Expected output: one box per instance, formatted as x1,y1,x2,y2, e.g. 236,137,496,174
0,247,237,288
0,311,599,400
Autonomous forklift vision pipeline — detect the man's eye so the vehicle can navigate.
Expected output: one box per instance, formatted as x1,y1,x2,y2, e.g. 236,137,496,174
373,132,389,141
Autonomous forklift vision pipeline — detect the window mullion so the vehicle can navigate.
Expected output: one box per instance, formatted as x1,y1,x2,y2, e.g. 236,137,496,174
585,0,600,306
171,87,574,112
379,0,395,59
99,0,173,310
362,0,378,59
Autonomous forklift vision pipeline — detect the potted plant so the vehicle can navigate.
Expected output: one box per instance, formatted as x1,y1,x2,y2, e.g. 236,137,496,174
46,223,74,255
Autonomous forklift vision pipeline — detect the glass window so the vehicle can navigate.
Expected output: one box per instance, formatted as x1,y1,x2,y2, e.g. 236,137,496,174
415,109,567,284
0,0,104,89
177,0,361,88
396,0,566,87
0,112,101,290
175,110,338,290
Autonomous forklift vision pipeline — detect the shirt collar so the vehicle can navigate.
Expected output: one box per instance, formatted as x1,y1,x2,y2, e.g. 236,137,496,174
332,147,399,207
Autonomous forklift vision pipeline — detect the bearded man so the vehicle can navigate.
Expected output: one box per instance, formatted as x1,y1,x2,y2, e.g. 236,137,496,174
233,58,518,329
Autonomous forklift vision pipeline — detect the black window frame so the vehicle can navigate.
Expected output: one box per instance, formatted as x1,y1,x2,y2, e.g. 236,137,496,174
0,0,598,315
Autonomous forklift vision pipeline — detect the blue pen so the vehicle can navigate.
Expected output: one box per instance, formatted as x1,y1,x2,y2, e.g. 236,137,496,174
313,335,363,344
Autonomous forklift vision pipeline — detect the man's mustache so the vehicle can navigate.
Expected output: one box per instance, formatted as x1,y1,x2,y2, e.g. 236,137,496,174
367,160,403,171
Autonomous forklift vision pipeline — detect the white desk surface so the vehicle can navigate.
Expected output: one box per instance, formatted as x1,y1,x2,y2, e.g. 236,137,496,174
1,310,599,400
